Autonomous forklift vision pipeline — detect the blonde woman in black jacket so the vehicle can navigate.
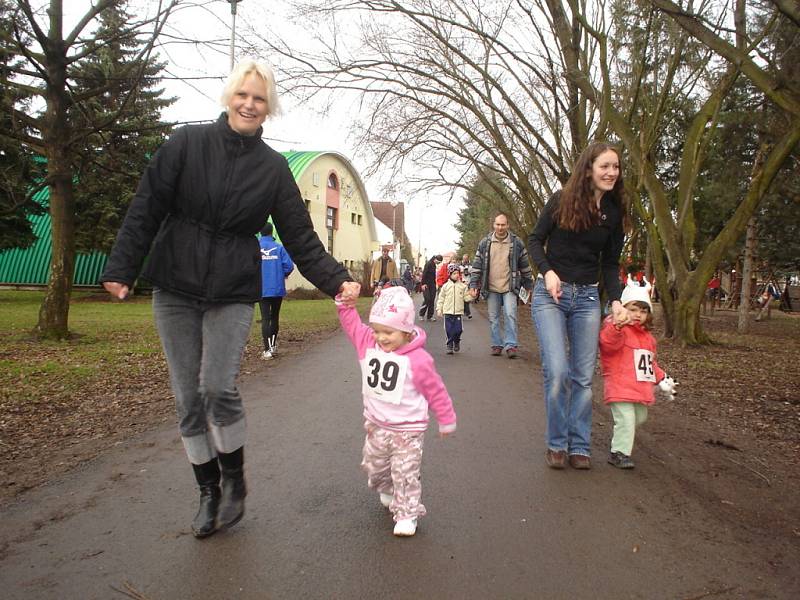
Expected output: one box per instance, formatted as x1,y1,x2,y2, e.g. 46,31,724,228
101,59,360,538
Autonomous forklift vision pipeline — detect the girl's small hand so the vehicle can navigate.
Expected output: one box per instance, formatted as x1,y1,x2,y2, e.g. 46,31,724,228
611,300,629,327
544,270,562,303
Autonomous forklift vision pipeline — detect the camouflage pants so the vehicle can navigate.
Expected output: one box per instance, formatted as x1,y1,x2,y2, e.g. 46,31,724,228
361,421,426,521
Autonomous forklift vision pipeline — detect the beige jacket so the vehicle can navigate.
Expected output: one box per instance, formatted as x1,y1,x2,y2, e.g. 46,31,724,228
436,280,473,316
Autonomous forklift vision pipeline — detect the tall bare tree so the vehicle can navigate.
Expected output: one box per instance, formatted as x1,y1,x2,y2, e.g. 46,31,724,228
1,0,179,339
247,0,605,232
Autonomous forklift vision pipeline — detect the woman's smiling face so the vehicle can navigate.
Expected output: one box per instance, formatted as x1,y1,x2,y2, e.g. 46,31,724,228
588,149,620,195
227,73,269,136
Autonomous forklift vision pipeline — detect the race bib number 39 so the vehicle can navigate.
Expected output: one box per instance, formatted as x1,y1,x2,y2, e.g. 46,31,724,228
362,349,409,405
633,349,656,382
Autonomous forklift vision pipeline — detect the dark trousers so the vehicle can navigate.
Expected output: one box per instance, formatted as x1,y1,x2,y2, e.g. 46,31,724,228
259,297,283,351
444,314,463,347
419,285,436,319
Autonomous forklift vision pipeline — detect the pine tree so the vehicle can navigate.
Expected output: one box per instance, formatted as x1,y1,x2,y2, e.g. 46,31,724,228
0,0,44,250
69,2,175,253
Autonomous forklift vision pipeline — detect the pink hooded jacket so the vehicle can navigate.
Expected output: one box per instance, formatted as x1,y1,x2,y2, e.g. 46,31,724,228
336,298,457,434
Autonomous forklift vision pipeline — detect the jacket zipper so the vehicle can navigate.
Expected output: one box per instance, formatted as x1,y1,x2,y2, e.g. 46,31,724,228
205,137,244,299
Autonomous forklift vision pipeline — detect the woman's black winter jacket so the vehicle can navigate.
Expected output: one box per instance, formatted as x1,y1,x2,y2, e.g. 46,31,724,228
101,114,350,302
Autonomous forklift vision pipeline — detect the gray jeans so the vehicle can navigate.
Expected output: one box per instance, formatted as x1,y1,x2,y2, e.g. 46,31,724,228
152,288,254,464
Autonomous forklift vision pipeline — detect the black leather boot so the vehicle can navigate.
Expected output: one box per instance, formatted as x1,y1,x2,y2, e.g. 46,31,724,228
217,447,247,529
191,459,221,538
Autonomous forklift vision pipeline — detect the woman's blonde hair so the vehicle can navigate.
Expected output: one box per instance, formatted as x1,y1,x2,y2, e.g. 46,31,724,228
220,59,282,117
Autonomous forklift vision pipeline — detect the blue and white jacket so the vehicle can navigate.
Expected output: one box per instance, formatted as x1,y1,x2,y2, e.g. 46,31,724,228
260,234,294,297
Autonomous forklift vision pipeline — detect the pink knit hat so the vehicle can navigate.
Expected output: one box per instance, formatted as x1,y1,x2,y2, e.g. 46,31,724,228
369,286,415,333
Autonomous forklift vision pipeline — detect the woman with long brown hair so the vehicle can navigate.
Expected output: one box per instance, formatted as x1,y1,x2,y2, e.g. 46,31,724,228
529,142,630,470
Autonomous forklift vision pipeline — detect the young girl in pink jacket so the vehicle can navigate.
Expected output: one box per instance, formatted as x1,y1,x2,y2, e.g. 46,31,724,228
337,286,456,536
599,280,677,469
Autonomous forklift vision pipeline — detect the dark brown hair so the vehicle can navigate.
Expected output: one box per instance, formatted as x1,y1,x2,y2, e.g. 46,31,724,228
556,142,629,232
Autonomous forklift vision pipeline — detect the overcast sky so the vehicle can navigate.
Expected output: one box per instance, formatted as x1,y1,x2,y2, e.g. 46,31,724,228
112,0,465,260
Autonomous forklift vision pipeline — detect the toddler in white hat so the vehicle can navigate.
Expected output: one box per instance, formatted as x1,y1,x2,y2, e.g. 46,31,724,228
599,278,677,469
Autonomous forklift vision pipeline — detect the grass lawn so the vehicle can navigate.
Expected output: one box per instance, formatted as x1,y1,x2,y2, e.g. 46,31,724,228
0,290,369,398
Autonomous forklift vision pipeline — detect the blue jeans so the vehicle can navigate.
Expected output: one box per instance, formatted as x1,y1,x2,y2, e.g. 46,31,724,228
531,279,601,456
153,288,254,464
444,314,463,346
486,290,518,349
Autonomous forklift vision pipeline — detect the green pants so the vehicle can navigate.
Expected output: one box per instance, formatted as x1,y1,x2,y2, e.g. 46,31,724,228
610,402,648,456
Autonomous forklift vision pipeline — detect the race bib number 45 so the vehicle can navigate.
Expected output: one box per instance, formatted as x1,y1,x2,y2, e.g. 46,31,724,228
633,349,656,382
362,349,409,405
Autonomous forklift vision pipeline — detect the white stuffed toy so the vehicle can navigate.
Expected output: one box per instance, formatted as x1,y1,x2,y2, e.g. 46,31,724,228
657,375,678,401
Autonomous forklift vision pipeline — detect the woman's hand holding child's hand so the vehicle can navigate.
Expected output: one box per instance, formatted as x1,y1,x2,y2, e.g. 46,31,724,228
339,281,361,307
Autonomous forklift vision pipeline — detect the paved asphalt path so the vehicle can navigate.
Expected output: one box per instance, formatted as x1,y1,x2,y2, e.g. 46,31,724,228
0,301,792,599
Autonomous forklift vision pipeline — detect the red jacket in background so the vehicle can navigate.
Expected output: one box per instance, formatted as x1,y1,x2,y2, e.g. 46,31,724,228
436,263,450,287
599,316,665,406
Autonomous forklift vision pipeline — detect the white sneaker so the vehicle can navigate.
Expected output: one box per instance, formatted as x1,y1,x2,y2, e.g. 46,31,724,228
393,517,417,537
260,350,273,360
379,492,393,508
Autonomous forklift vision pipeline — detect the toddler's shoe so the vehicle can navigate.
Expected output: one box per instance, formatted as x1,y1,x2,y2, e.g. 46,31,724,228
430,316,437,321
260,350,273,361
446,344,454,355
453,342,460,353
506,346,518,359
491,346,503,356
393,517,417,537
379,492,393,508
608,451,635,469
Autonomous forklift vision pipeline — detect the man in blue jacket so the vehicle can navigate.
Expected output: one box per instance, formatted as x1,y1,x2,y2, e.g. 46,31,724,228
259,222,294,359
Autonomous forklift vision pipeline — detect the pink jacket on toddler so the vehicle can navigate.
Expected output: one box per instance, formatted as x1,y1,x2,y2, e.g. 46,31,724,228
336,298,457,434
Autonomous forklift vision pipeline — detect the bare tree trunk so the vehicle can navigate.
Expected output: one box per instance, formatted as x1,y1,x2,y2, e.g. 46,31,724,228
737,216,756,332
34,1,75,339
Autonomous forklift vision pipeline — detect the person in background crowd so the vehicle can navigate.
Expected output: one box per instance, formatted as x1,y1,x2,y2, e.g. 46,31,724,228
436,263,473,354
258,221,294,360
469,213,533,359
418,255,442,321
460,253,473,318
402,265,414,293
371,245,398,290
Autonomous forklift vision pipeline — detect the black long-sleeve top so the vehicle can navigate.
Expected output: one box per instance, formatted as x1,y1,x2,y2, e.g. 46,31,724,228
528,191,625,302
101,114,350,302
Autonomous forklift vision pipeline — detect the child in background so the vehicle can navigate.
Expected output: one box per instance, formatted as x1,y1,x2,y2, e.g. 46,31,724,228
337,286,457,536
599,280,677,469
436,263,473,354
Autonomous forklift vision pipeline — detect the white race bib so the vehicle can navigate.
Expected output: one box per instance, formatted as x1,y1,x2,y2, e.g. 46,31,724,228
633,349,656,382
362,349,409,405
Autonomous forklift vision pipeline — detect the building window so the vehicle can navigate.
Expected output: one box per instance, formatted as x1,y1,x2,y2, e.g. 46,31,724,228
351,212,357,224
327,173,339,189
304,199,311,211
357,215,362,225
312,172,320,186
326,206,337,253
